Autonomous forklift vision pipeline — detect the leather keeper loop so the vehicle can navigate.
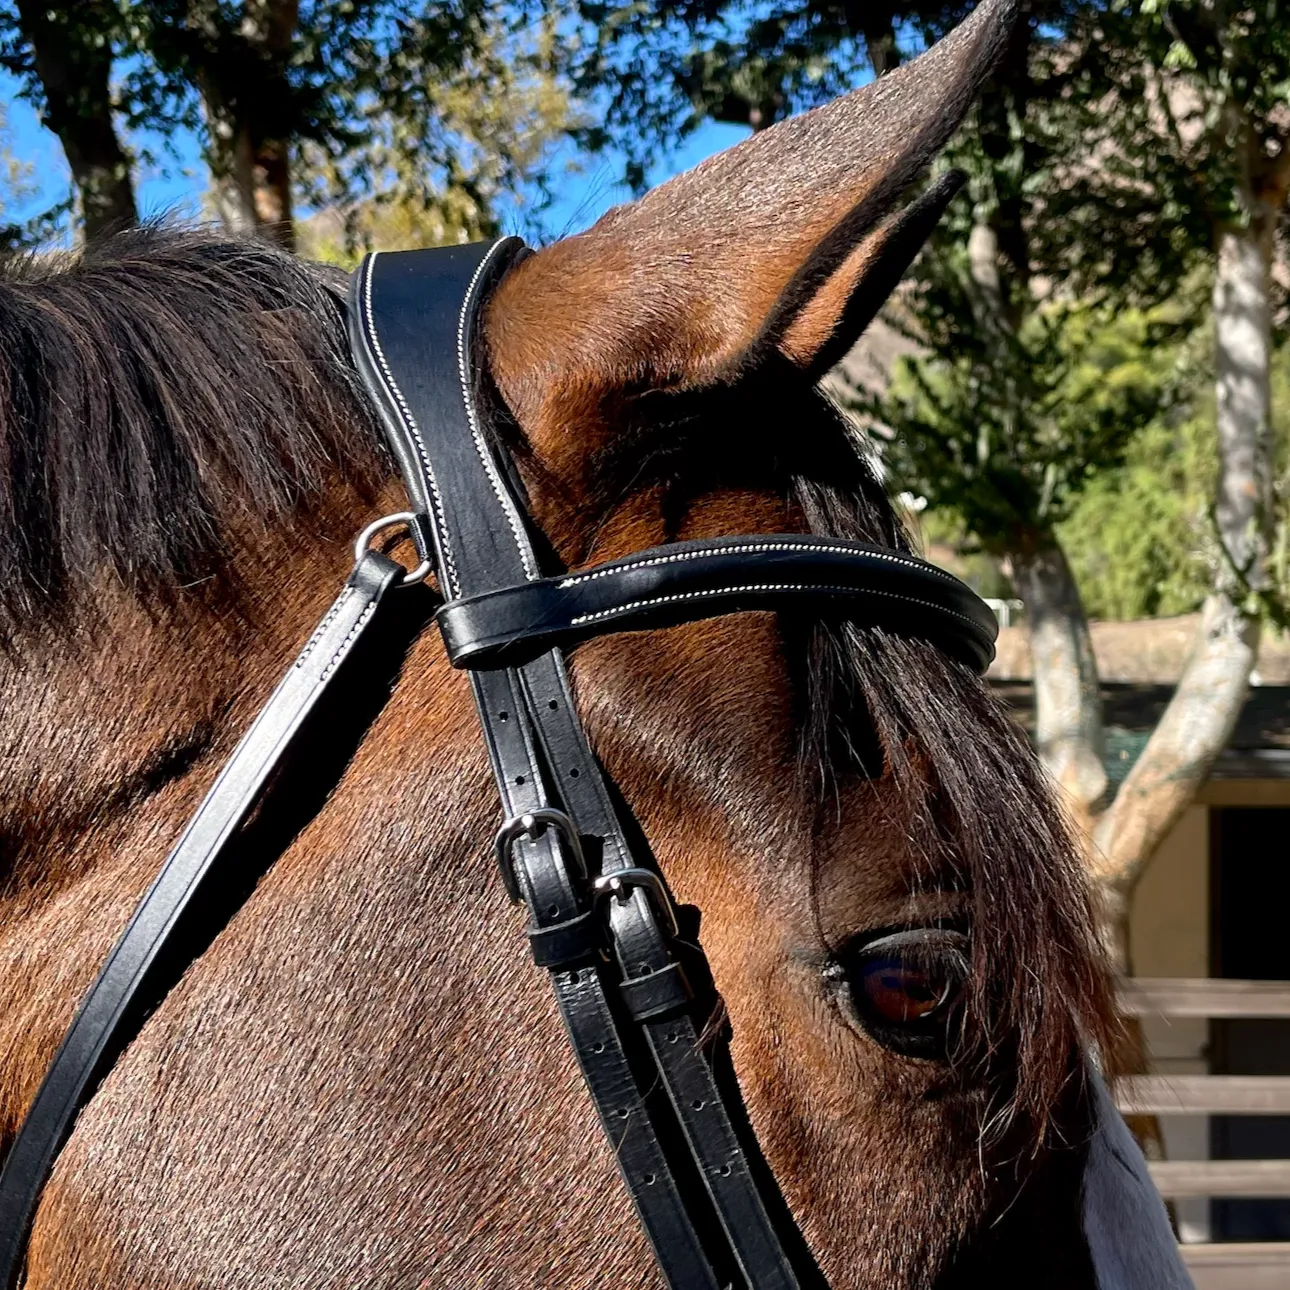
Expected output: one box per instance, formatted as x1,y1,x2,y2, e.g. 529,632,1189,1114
620,961,692,1021
528,910,599,968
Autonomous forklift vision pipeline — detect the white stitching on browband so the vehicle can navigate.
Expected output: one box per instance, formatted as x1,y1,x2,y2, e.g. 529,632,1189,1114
557,541,956,590
568,583,985,635
456,242,538,582
360,253,461,595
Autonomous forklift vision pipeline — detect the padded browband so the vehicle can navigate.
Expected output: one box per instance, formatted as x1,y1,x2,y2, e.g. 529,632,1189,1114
438,535,997,672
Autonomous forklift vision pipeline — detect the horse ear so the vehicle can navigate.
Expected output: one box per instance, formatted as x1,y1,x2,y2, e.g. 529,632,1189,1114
766,167,968,384
487,0,1017,439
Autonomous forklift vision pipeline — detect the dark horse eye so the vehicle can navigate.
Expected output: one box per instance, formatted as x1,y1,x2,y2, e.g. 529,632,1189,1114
831,928,970,1060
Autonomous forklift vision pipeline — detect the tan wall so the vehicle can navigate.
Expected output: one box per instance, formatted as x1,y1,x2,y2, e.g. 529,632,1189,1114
1129,777,1290,980
1130,803,1210,981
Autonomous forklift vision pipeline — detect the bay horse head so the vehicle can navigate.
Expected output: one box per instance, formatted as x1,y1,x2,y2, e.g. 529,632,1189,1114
0,1,1187,1286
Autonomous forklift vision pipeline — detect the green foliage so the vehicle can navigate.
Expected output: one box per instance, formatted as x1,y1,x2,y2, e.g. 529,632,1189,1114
290,7,572,236
297,16,577,261
862,254,1194,556
1041,1,1290,295
885,301,1290,623
1055,388,1215,620
567,2,938,190
0,0,574,244
1059,329,1290,621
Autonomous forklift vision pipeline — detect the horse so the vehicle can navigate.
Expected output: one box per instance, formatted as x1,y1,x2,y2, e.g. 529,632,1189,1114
0,1,1189,1285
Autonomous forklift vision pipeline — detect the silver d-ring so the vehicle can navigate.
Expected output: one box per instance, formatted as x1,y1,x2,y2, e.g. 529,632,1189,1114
353,512,433,587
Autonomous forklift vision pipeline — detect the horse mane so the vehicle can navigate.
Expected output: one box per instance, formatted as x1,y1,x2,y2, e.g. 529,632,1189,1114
0,222,1115,1148
0,225,383,645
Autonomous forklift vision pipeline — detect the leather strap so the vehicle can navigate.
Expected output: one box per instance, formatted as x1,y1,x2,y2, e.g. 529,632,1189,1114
348,240,538,593
0,552,405,1290
517,649,828,1289
351,242,834,1289
351,243,739,1287
438,534,996,673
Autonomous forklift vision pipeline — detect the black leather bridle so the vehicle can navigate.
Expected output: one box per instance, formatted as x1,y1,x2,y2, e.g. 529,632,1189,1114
0,239,997,1290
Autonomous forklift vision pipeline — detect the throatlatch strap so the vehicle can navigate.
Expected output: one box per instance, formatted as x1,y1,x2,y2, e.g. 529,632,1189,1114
351,242,832,1290
0,552,404,1290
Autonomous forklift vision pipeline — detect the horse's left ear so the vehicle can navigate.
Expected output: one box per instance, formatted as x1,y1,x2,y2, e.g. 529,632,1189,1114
749,166,967,384
487,0,1017,465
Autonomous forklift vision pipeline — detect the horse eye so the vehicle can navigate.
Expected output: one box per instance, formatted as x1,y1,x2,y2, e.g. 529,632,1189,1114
856,955,957,1023
830,928,970,1059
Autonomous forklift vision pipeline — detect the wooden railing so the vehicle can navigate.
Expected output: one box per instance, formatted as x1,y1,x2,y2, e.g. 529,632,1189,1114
1115,977,1290,1287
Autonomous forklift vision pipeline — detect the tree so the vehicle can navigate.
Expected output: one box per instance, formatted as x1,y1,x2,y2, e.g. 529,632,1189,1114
867,268,1197,823
827,9,1146,851
0,0,137,237
132,0,570,248
298,17,576,262
1029,1,1290,942
137,0,303,243
0,0,572,248
568,2,966,188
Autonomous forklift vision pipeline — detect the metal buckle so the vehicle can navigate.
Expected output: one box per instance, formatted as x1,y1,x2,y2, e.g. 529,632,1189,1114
494,808,587,904
593,868,679,939
353,512,433,587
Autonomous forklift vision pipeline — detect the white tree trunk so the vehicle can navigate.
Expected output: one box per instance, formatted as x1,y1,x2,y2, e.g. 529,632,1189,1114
1212,222,1274,595
1010,539,1108,812
1091,595,1257,944
1091,220,1271,941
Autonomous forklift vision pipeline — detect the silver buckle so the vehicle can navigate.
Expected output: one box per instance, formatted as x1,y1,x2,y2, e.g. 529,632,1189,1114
353,512,433,587
593,868,679,938
494,808,586,904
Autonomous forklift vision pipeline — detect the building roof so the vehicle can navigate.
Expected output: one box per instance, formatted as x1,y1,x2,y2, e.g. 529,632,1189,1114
992,681,1290,781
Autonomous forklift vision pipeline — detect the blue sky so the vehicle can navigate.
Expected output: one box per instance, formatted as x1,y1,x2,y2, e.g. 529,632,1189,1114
0,67,752,243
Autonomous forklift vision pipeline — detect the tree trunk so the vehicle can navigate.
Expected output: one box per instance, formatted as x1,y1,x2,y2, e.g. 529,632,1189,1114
192,0,297,248
1090,215,1273,958
1212,218,1274,597
1009,535,1108,821
972,207,1107,825
204,99,259,235
202,101,294,249
1091,595,1257,954
15,0,136,240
